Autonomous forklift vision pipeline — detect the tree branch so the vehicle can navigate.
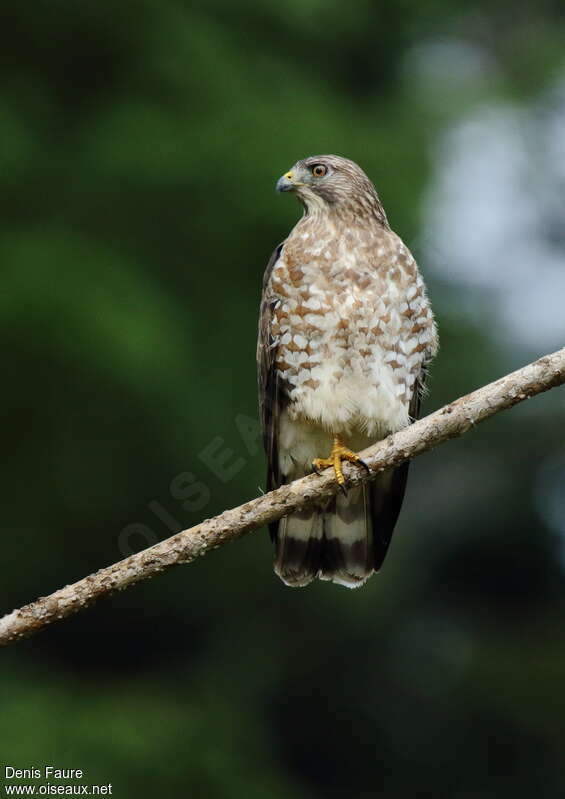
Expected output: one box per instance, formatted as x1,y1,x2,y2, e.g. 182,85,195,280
1,348,564,647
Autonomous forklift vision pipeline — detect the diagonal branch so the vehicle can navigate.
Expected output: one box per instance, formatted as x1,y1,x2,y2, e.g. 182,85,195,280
1,348,564,647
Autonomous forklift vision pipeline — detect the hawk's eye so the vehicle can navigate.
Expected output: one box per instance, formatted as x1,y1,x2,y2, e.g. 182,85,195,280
311,164,328,178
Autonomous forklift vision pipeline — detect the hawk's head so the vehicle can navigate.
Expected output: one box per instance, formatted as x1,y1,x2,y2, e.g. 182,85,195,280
276,154,387,224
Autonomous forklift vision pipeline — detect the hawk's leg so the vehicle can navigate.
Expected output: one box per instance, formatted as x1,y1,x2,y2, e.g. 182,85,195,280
312,435,370,489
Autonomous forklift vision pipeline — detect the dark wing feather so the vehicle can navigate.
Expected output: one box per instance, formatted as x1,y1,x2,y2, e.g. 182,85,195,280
370,368,427,570
257,244,286,538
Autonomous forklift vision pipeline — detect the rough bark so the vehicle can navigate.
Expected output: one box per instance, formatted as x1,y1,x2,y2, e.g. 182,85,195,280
1,347,564,647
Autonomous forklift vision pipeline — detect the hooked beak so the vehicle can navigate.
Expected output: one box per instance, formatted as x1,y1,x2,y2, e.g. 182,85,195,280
276,171,296,192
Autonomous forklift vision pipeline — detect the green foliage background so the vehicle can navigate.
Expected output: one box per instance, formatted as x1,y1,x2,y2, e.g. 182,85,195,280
1,1,565,797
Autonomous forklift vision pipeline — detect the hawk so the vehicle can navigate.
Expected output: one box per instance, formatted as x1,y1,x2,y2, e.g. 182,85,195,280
257,155,438,588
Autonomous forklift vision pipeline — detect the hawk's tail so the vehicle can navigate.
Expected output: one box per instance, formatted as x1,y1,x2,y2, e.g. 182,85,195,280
273,466,409,588
273,507,325,588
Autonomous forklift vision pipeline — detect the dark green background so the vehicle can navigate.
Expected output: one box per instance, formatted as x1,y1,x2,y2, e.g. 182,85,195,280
2,1,565,797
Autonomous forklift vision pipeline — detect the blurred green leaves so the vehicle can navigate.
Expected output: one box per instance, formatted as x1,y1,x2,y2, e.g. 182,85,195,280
0,230,188,390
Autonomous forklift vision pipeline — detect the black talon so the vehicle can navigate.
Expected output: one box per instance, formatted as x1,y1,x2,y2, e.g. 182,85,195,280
338,482,348,496
312,463,322,476
358,458,370,474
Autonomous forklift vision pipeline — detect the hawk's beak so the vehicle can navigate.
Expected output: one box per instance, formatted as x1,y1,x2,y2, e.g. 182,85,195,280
276,171,296,192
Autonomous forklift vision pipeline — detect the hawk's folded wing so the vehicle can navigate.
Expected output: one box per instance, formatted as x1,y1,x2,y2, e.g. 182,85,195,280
257,244,285,504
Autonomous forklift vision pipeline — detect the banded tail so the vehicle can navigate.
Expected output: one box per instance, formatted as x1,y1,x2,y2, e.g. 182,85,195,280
272,463,409,588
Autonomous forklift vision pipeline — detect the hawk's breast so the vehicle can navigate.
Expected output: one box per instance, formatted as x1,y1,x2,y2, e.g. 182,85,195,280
267,222,436,436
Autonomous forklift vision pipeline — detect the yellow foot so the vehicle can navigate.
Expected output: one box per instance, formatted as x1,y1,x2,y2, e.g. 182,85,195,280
312,435,370,490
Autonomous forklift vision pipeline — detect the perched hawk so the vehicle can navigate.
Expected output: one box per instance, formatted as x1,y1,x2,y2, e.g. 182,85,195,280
257,155,438,588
